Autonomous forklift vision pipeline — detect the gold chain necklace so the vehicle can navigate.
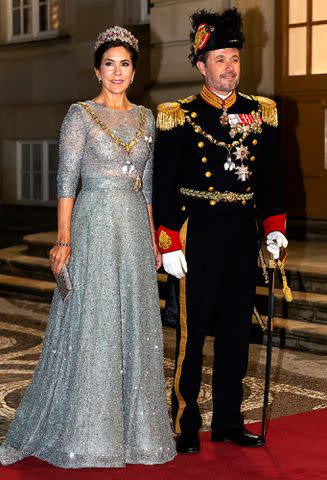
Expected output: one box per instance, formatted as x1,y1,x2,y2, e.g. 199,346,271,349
185,114,251,151
78,102,146,154
185,114,262,181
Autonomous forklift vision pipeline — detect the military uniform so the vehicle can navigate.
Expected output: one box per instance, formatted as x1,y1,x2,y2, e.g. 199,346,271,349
153,86,286,434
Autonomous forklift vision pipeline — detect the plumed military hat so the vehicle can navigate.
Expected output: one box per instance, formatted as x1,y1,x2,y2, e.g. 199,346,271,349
189,8,245,66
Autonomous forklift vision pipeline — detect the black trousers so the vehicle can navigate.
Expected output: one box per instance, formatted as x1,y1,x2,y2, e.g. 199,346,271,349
171,210,258,434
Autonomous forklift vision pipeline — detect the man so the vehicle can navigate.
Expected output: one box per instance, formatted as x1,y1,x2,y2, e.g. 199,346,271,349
153,8,288,453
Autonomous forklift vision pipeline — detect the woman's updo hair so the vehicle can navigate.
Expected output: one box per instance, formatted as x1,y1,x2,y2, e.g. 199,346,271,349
94,39,138,70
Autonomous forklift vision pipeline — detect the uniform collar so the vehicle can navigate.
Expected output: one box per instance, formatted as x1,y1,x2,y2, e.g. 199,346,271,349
200,84,237,110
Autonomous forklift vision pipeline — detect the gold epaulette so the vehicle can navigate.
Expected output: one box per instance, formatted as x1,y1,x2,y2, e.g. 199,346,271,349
253,96,278,127
238,92,278,127
156,101,185,131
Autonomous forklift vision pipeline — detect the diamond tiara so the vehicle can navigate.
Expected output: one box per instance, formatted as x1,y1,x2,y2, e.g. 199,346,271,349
94,26,139,52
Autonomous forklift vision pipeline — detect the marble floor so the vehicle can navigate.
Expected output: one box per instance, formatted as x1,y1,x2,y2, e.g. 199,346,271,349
0,297,326,442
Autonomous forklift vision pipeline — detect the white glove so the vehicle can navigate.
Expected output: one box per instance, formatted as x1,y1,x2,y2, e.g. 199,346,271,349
266,231,288,259
162,250,188,279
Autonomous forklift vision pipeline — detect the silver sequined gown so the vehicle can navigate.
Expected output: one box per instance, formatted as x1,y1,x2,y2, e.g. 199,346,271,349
0,102,176,468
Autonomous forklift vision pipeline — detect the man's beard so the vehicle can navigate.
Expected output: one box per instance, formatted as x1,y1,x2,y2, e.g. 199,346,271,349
210,74,240,93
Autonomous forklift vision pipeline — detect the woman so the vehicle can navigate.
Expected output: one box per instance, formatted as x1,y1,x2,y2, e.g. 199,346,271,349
0,26,176,468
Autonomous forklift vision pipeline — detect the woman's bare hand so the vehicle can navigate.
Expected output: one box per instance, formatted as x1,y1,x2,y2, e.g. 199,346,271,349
153,242,162,270
49,245,71,275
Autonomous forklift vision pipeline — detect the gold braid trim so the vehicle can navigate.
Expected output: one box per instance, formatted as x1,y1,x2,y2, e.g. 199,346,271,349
200,85,237,110
180,187,254,203
269,252,293,302
276,254,293,302
156,101,186,131
280,265,293,302
174,218,189,433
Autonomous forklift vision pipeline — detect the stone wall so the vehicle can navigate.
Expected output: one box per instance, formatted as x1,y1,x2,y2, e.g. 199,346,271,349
147,0,276,107
0,0,149,209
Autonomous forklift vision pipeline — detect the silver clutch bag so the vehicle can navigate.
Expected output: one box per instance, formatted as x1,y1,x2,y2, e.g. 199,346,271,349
53,264,73,301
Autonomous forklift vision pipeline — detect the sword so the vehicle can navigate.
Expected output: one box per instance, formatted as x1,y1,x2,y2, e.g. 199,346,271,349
260,253,276,444
260,246,292,443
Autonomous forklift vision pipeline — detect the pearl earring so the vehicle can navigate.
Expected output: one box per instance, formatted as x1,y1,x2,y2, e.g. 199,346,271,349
98,77,102,84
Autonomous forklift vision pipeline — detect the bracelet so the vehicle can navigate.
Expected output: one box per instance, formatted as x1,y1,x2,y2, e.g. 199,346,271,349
55,240,71,247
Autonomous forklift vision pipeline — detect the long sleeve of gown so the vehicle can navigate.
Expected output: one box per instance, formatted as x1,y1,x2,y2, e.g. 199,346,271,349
57,104,86,198
142,110,155,205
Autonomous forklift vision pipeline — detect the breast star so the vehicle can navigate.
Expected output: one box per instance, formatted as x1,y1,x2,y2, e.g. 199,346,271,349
235,164,250,181
234,144,249,161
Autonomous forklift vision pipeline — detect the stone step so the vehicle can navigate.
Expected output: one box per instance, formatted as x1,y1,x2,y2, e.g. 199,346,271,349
158,273,327,325
0,273,326,353
158,273,327,351
252,315,327,354
3,243,327,306
0,273,55,302
0,273,167,310
0,245,53,282
0,296,49,327
0,232,325,354
23,231,55,257
286,269,327,295
257,266,327,295
155,296,327,354
256,286,327,325
160,265,327,297
1,250,326,325
17,232,327,295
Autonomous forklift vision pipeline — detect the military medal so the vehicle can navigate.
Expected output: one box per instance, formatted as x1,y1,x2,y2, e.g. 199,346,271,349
186,84,273,183
220,109,229,126
232,144,250,181
224,155,236,171
228,112,262,138
223,144,250,180
234,144,249,161
235,165,250,181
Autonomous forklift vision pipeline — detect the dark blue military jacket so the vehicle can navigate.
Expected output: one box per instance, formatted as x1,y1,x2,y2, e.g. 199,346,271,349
153,88,286,249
